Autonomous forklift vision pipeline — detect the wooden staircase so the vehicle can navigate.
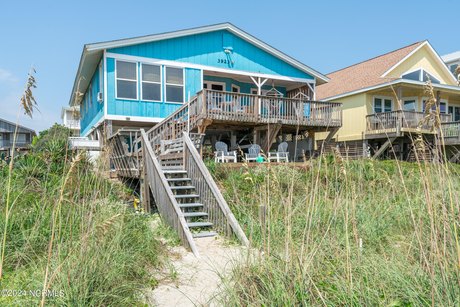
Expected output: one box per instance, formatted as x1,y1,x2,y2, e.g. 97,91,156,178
138,129,249,257
164,169,217,238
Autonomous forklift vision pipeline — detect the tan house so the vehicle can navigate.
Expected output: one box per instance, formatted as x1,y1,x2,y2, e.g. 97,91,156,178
317,40,460,161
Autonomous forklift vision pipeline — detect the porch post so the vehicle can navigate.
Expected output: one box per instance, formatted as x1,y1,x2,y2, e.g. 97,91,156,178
396,87,403,110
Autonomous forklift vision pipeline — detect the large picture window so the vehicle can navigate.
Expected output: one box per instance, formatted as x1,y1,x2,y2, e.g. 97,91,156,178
373,97,392,113
116,61,137,100
165,67,184,103
141,64,161,101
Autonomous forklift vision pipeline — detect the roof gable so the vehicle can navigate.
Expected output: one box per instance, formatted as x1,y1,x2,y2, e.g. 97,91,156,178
383,42,457,85
107,29,315,80
317,41,424,100
317,41,458,100
0,118,36,134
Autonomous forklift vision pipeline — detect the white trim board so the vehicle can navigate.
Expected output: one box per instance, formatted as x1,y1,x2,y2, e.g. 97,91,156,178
106,52,315,84
322,78,460,102
105,115,164,123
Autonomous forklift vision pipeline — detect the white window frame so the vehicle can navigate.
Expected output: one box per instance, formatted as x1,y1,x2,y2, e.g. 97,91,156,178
140,63,162,102
164,66,185,103
231,84,240,93
204,81,226,91
421,96,448,113
401,68,441,84
402,96,418,111
115,60,138,101
448,105,460,121
372,96,393,114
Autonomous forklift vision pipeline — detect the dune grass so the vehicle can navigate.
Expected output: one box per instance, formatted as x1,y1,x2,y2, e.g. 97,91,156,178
211,157,460,306
0,125,168,306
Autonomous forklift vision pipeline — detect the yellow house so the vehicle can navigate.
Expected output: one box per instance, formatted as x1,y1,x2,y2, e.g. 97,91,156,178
317,40,460,161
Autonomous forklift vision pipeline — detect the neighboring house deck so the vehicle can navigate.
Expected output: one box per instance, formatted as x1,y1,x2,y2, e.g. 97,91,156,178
0,118,36,157
61,106,81,135
69,23,343,254
317,40,460,161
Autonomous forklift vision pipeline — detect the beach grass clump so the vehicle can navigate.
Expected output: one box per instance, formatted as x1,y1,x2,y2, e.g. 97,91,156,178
0,124,168,306
213,158,460,306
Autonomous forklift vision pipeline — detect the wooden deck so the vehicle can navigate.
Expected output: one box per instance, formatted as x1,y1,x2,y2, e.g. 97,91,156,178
441,122,460,145
365,110,452,139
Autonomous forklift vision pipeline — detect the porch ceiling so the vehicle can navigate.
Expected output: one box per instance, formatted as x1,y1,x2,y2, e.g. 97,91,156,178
203,70,308,91
366,81,460,101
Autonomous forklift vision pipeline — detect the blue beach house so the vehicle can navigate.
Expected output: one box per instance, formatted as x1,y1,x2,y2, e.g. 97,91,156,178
69,23,341,157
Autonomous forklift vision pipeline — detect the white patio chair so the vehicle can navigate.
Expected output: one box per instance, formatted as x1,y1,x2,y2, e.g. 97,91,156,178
268,142,289,162
245,144,261,162
214,141,237,163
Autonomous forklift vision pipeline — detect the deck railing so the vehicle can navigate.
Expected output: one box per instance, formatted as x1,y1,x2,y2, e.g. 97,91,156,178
441,121,460,139
182,132,249,246
0,141,30,148
201,90,342,127
145,89,342,150
366,110,452,134
141,129,199,255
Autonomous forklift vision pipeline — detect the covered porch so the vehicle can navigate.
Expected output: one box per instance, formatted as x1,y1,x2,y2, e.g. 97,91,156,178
365,81,460,139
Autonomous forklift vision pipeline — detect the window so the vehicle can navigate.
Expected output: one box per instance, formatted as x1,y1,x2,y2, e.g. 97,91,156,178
401,68,440,84
423,99,447,113
373,97,392,113
422,71,440,84
450,64,458,75
165,67,184,103
116,61,137,100
403,99,417,111
232,85,240,93
448,106,460,121
141,64,161,101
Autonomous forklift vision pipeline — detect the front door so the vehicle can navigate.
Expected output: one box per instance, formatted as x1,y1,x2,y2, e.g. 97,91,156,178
204,82,225,110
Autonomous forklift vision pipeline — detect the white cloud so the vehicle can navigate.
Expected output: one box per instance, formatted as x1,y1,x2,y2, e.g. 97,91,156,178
0,68,18,83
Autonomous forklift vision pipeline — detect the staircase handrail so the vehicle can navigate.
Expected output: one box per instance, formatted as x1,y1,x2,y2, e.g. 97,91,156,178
141,129,199,256
182,132,249,247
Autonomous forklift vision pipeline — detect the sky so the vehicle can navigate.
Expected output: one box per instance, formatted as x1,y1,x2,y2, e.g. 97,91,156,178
0,0,459,133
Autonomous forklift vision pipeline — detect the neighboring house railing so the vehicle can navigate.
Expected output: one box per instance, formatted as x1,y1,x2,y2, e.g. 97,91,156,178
366,110,452,134
441,121,460,138
440,122,460,145
65,120,81,128
0,141,31,148
68,137,100,150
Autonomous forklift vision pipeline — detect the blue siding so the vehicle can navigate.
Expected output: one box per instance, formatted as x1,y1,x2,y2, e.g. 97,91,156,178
106,57,182,118
108,30,313,80
81,61,103,136
185,68,202,99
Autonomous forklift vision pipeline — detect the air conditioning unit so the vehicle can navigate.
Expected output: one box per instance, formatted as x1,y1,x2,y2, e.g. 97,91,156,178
97,92,103,103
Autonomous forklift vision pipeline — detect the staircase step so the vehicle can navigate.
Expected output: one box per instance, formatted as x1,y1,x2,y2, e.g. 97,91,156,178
187,221,213,228
170,185,195,190
175,194,200,199
179,203,204,208
163,170,187,174
167,177,192,182
192,231,217,238
183,212,208,218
